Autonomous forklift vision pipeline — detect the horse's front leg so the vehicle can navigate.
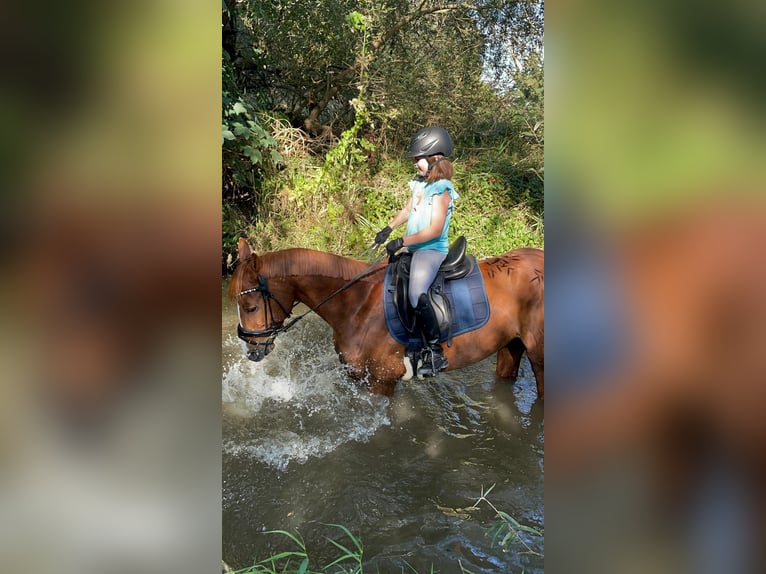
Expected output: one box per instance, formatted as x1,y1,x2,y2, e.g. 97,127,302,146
366,378,398,396
333,325,406,396
334,336,404,396
342,360,399,396
360,354,407,397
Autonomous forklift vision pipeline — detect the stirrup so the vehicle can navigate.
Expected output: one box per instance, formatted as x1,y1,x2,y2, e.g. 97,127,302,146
416,347,448,378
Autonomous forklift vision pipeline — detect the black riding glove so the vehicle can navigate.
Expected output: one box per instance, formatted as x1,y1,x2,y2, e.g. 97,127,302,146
386,237,404,256
375,225,392,245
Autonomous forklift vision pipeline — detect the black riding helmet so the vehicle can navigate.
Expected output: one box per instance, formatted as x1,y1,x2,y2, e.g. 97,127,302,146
405,126,453,158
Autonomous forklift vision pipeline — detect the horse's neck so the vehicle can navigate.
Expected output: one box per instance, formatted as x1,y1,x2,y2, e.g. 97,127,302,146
290,274,357,308
264,249,372,318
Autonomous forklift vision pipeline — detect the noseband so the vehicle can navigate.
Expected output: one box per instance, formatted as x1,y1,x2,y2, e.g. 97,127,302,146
236,275,295,347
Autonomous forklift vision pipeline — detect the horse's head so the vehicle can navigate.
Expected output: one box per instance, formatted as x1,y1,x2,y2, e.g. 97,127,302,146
230,239,295,362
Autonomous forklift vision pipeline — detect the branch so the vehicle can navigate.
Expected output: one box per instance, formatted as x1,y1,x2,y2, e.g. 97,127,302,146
371,3,479,52
303,1,491,135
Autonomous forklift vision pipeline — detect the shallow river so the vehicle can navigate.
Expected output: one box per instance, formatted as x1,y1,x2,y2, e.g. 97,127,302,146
222,282,544,573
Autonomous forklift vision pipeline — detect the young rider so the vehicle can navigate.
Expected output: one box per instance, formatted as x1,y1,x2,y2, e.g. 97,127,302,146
374,126,459,376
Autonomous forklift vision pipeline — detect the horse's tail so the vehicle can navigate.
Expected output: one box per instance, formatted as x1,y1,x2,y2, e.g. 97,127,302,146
523,248,545,399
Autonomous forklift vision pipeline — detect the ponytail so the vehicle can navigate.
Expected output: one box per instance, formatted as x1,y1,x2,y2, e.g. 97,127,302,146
426,155,454,181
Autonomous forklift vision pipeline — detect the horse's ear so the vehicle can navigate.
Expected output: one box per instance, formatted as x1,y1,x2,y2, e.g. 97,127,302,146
237,238,261,270
237,238,252,263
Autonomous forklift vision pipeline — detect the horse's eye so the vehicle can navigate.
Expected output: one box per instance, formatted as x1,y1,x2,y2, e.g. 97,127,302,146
244,305,258,313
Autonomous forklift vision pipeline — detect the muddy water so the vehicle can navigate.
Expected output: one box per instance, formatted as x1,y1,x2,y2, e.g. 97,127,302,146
222,282,544,573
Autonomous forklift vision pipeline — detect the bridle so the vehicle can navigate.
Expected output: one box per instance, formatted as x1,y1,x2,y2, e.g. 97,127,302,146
235,250,386,350
235,274,296,349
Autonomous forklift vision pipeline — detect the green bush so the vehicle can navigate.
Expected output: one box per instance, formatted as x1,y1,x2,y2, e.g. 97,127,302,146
222,90,284,214
222,130,543,266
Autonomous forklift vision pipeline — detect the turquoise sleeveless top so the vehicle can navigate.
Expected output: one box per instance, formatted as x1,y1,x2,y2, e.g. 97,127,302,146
405,178,459,254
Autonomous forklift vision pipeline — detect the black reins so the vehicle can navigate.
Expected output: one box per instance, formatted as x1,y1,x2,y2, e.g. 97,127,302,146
236,249,386,347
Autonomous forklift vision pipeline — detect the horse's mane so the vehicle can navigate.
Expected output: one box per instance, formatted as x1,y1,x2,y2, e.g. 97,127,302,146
229,248,379,300
262,249,374,280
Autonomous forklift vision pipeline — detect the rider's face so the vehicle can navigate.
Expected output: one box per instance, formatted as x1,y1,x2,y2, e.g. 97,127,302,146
415,157,429,176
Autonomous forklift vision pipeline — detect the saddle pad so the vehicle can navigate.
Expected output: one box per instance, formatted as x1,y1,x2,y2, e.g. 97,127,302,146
383,259,490,345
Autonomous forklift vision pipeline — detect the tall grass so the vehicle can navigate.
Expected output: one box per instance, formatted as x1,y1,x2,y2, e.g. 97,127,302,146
470,484,544,558
228,524,363,574
225,489,543,574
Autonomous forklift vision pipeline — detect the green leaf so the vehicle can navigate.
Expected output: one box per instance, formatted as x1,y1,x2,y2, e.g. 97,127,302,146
222,129,235,141
251,123,269,139
321,523,363,568
232,101,247,115
243,146,262,164
496,511,518,525
500,530,518,547
346,11,367,32
232,122,250,137
263,529,306,549
259,550,305,562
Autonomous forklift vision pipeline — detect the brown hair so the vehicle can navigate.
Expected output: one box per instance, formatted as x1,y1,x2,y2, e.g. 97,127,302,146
426,155,454,182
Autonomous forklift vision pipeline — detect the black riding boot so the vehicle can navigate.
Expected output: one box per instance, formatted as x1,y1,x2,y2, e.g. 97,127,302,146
415,293,448,377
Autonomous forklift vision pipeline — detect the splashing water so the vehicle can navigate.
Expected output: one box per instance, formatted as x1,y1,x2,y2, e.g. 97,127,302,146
222,314,391,471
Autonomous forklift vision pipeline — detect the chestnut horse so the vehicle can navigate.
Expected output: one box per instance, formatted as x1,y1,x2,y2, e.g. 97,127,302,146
230,238,544,398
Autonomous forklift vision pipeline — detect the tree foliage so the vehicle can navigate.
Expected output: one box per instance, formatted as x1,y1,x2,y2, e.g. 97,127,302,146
225,0,542,139
221,0,544,263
